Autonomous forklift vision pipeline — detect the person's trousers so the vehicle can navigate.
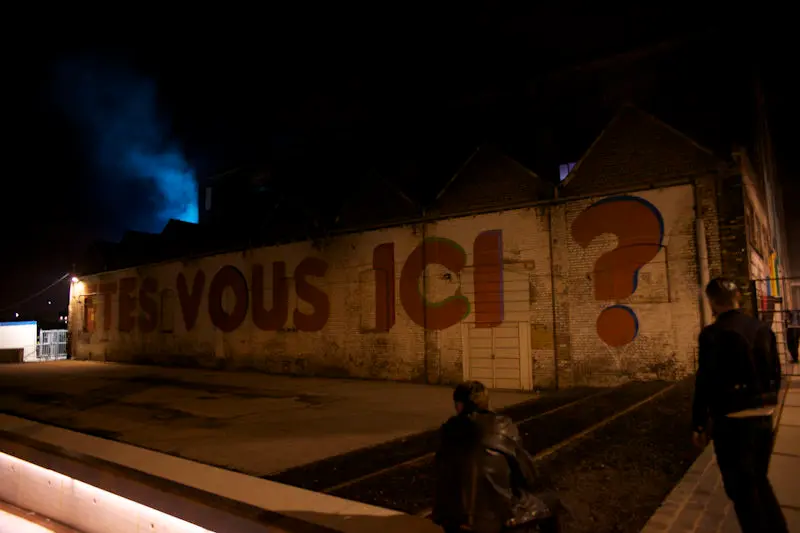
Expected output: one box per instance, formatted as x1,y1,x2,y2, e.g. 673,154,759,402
713,415,788,533
787,327,799,362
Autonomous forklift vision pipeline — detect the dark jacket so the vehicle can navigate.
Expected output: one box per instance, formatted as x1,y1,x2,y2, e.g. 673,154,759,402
432,409,550,533
692,309,782,433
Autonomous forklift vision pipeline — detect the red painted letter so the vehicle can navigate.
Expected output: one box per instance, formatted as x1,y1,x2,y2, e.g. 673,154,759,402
294,257,329,332
99,282,118,332
399,238,470,330
208,266,249,333
373,243,396,332
138,277,159,333
252,262,289,331
473,230,504,327
177,270,205,331
118,277,137,332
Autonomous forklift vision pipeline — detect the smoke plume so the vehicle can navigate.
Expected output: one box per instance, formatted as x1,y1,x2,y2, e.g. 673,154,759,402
53,55,197,237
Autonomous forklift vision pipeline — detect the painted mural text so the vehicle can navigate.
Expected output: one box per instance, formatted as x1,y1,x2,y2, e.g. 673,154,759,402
571,195,664,347
84,230,505,334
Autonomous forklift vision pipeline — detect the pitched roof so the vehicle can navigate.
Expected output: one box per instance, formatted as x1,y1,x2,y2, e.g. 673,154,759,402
434,145,555,216
334,169,420,231
560,104,725,197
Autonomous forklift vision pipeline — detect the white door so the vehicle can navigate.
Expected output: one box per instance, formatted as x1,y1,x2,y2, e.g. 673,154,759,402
463,322,530,390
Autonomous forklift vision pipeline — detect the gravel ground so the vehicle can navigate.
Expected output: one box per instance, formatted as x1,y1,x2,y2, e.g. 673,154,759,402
268,386,599,491
528,377,700,533
327,380,673,514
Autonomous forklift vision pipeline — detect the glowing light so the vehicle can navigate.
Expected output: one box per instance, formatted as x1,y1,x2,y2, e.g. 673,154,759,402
53,56,199,233
71,277,79,283
72,281,85,296
0,451,215,533
14,312,19,318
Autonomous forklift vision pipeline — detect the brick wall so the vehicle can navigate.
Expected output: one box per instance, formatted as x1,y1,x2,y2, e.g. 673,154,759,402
69,182,709,389
560,106,722,198
551,185,702,386
715,173,753,315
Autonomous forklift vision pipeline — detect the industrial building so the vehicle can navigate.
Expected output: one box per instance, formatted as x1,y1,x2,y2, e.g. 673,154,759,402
68,102,793,389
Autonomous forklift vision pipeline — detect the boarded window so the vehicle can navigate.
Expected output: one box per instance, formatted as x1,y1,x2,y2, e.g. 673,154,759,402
83,296,96,332
359,269,376,330
160,289,175,332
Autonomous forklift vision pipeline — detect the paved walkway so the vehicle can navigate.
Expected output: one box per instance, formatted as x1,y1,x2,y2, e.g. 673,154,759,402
0,500,80,533
0,413,443,533
0,361,535,476
642,374,800,532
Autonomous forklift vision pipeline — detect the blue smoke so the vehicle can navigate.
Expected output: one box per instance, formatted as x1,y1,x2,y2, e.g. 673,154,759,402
53,56,197,235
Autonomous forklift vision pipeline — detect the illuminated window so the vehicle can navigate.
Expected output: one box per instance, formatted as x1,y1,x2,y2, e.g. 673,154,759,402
559,162,577,181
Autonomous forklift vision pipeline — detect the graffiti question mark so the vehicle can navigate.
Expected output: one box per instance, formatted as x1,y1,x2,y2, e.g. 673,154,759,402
571,196,665,347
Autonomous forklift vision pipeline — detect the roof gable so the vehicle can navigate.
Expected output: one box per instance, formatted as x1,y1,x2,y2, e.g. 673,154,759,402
560,104,724,197
334,170,420,231
434,145,554,216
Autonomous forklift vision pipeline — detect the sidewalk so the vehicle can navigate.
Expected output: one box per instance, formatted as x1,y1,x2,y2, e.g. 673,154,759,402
0,361,534,476
642,374,800,532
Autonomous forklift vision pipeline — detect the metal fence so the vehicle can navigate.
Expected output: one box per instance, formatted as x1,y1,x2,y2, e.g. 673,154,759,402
36,329,68,360
751,277,799,377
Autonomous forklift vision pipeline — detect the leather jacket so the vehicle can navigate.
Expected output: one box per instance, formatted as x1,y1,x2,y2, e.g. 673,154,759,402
432,409,551,533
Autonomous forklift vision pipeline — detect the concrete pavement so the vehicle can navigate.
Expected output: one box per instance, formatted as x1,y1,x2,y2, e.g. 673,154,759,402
0,360,535,476
0,413,442,533
0,500,81,533
641,373,800,532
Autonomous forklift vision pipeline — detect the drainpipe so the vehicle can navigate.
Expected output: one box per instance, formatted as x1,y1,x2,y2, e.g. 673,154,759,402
547,207,560,390
67,276,75,359
421,214,430,384
693,182,712,328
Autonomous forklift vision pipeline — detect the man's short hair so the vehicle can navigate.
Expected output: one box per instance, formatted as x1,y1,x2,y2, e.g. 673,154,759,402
705,277,741,307
453,380,489,411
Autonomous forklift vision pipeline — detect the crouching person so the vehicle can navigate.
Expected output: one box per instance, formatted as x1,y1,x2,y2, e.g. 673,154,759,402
432,381,560,533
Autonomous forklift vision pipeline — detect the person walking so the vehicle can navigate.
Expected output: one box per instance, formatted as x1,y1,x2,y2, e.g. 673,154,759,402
786,310,799,364
692,278,787,533
432,380,559,533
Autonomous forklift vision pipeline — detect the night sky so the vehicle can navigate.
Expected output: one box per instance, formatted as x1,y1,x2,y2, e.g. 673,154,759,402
2,8,797,322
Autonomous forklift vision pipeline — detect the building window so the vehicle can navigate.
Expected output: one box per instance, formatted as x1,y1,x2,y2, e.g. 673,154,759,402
205,187,213,212
160,290,175,333
83,296,95,332
559,162,577,182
